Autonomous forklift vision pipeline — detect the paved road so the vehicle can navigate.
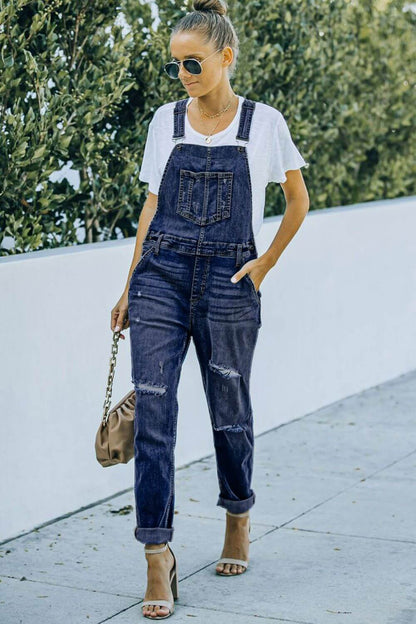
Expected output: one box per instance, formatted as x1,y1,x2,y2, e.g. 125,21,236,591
1,370,415,623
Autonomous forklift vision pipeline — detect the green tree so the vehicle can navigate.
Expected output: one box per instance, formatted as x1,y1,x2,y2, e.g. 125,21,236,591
1,0,415,255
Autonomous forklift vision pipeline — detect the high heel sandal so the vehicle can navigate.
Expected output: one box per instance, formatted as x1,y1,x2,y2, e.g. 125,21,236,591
216,510,251,576
142,542,178,619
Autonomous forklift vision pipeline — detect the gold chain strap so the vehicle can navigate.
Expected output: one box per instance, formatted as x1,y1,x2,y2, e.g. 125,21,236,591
101,330,121,427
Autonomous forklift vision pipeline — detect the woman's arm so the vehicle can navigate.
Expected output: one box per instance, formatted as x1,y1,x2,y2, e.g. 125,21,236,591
123,191,158,293
263,168,310,268
231,169,310,289
111,190,158,336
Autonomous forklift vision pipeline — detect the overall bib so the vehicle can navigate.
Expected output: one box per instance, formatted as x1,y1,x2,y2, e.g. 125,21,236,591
128,97,262,545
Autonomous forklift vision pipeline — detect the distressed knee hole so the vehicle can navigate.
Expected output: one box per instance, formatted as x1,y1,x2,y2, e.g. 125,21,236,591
208,360,241,379
134,380,167,396
213,423,247,433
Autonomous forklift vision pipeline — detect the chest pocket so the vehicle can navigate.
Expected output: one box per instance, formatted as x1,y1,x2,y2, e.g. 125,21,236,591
176,169,233,226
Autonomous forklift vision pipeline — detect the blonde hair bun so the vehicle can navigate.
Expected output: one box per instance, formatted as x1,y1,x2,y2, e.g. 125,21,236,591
192,0,227,17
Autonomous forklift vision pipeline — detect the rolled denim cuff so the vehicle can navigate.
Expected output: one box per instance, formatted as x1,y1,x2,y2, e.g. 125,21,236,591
134,525,174,544
216,490,256,514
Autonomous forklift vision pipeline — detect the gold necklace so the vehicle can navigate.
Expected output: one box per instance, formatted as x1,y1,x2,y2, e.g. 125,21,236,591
197,96,234,118
196,95,236,144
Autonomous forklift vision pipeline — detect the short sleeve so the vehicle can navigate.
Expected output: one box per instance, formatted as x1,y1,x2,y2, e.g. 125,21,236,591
268,112,309,184
138,115,160,195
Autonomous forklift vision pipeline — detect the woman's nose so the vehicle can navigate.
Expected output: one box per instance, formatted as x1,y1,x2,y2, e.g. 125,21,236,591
178,63,191,80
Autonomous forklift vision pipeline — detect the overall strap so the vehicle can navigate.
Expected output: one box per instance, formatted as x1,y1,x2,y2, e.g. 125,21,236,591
172,96,256,142
235,98,256,142
172,98,188,140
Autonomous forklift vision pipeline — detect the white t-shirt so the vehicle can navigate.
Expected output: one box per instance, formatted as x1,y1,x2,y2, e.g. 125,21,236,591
139,95,309,238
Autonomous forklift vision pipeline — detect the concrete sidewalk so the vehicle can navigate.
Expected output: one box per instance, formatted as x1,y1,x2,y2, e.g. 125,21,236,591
1,370,416,624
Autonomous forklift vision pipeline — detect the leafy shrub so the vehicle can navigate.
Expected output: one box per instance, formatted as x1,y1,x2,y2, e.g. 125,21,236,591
0,0,414,255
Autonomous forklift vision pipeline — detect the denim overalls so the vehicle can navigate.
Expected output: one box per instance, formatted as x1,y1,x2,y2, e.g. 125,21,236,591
128,97,262,545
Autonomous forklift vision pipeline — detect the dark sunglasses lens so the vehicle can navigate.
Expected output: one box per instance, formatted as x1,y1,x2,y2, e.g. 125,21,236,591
164,63,179,79
184,59,202,74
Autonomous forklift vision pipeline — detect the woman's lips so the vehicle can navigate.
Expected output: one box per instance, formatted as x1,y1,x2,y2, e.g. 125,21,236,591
185,82,197,86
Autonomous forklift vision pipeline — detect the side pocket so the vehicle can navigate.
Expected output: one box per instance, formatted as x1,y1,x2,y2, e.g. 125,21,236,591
244,273,262,301
129,244,154,282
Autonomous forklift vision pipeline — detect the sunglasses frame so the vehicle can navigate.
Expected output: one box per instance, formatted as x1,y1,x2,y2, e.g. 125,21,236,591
164,48,223,80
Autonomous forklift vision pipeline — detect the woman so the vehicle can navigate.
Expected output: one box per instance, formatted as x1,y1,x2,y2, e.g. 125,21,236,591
111,0,309,618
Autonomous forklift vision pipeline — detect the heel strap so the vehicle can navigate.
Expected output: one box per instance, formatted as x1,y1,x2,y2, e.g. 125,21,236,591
226,510,250,518
144,542,168,554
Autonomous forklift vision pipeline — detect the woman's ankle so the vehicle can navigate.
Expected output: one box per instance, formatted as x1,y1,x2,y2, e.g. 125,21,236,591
226,510,250,518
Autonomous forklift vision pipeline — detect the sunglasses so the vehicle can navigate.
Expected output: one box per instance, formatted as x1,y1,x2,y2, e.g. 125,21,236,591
164,49,223,79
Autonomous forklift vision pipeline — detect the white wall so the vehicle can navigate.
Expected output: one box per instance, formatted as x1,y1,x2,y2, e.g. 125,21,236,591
1,196,415,542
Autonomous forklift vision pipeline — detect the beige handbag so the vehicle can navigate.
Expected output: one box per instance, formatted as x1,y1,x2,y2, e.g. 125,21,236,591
95,330,135,467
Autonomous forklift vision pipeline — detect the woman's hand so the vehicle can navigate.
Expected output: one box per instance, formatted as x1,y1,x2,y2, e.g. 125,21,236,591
111,290,130,340
230,255,271,292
